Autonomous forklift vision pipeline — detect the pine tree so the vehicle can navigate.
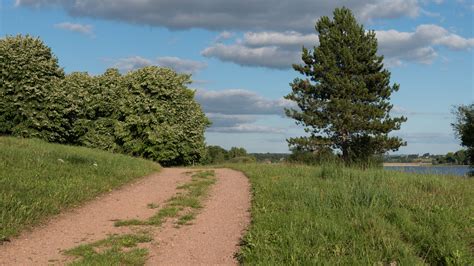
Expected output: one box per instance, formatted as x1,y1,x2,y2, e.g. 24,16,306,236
285,7,407,165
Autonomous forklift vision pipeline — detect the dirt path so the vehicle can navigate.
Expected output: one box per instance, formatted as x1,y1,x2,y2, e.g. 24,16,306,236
0,168,250,265
147,168,251,265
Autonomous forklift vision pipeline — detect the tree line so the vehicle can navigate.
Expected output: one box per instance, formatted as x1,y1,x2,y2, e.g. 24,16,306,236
0,35,209,166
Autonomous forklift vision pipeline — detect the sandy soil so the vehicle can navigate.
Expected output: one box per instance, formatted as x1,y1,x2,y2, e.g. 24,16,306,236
0,168,250,265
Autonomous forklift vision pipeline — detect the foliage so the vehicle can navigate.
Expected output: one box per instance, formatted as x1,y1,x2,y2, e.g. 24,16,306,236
0,35,209,166
229,163,473,265
0,35,64,138
228,156,256,163
452,104,474,168
202,145,255,164
203,145,229,164
287,147,338,165
251,153,290,163
228,147,248,158
433,150,469,165
285,7,406,165
0,136,160,242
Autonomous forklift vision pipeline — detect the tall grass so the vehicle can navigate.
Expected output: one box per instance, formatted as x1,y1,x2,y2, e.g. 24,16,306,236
228,163,473,265
0,137,160,242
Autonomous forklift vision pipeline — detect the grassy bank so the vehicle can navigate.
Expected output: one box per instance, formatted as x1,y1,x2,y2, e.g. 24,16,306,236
0,137,160,242
228,163,473,265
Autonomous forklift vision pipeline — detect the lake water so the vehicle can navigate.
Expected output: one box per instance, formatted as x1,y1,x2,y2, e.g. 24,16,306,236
384,166,472,177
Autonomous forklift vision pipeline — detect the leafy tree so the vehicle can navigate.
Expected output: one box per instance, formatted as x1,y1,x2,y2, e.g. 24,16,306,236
228,147,248,158
0,35,64,138
452,104,474,167
285,7,406,165
204,145,229,164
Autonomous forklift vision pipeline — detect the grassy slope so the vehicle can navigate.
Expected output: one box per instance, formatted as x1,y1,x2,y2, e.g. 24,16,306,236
228,163,473,265
0,137,160,241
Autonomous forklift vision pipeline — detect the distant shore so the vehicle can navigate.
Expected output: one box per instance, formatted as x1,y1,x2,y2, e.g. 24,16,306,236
383,162,432,167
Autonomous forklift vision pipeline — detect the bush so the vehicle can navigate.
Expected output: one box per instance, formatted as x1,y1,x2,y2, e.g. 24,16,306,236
228,156,257,163
0,35,209,166
0,35,64,138
287,148,338,165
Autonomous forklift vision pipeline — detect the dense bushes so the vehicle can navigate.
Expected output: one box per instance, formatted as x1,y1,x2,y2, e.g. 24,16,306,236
202,145,256,164
0,35,209,165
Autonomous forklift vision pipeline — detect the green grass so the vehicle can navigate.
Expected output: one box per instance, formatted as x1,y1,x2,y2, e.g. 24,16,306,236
65,233,152,265
0,136,161,242
227,163,473,265
114,170,216,227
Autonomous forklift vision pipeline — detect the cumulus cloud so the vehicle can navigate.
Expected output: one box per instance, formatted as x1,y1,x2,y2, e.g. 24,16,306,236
195,89,295,115
376,24,474,66
202,43,299,69
195,89,294,134
112,56,153,73
203,24,473,69
207,124,285,134
243,31,318,49
54,22,93,35
359,0,419,21
206,113,257,128
156,57,207,74
16,0,421,32
206,113,285,134
111,56,206,73
214,31,235,42
202,31,318,69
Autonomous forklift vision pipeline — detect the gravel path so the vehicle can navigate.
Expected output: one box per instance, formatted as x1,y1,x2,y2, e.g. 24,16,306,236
0,168,250,265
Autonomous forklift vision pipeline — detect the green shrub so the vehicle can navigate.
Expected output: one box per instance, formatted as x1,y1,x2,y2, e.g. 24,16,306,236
0,35,209,166
0,35,64,138
228,156,257,163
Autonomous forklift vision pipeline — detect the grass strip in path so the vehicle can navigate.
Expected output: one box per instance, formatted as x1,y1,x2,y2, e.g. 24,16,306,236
114,170,216,227
65,233,153,265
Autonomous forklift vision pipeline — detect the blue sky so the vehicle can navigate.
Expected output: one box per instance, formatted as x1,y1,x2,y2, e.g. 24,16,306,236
1,0,473,154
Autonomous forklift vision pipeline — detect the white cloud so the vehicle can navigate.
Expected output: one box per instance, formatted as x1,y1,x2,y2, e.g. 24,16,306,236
359,0,420,21
195,89,295,115
243,31,318,49
156,57,207,74
207,124,285,134
17,0,423,32
202,31,318,69
376,24,474,65
202,43,300,69
202,24,473,69
112,56,206,74
54,22,93,35
214,31,235,42
196,89,294,134
112,56,153,73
